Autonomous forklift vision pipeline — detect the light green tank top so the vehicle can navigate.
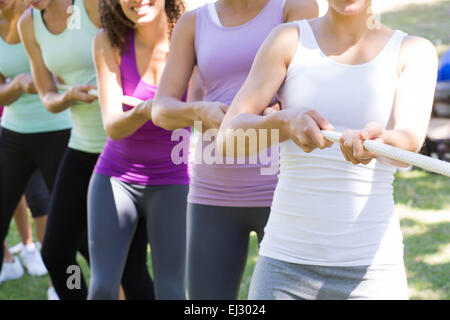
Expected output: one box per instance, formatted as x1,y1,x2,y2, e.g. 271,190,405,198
33,0,107,153
0,35,72,133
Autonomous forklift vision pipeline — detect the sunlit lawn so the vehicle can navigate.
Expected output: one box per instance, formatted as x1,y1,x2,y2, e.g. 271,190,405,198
380,0,450,56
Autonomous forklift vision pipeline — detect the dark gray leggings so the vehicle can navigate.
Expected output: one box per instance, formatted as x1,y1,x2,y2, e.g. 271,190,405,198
87,173,188,300
187,203,270,300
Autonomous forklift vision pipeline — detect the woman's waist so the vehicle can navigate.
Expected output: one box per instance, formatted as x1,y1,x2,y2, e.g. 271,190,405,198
100,139,187,166
95,151,189,182
2,101,69,122
271,185,395,222
263,202,402,265
191,162,279,188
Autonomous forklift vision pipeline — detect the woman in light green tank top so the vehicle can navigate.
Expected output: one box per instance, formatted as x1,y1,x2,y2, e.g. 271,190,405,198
18,0,152,300
0,0,72,298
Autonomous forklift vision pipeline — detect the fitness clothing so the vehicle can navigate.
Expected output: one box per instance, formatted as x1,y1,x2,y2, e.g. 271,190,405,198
32,0,107,153
0,32,71,276
261,20,407,268
34,1,152,299
187,203,269,299
88,174,188,300
186,0,286,300
248,256,408,300
0,128,70,273
189,0,281,207
0,122,50,220
41,148,95,299
94,30,190,186
0,36,72,133
25,171,50,218
0,126,50,219
42,148,153,300
89,29,189,299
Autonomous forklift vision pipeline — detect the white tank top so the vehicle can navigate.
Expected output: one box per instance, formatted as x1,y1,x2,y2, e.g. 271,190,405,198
259,20,408,266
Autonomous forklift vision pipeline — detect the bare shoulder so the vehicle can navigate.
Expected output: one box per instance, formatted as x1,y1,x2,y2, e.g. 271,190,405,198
400,35,437,56
93,29,120,63
259,22,300,67
284,0,319,21
398,35,438,71
266,22,300,50
173,9,197,37
18,7,33,32
18,7,37,45
93,29,111,48
270,22,301,42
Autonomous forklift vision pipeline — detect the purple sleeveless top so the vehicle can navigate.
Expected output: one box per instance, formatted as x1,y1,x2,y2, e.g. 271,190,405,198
189,0,283,207
94,30,190,185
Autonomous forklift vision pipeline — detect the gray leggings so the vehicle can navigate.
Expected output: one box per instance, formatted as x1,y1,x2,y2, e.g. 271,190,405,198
187,203,270,300
249,256,409,300
87,173,188,300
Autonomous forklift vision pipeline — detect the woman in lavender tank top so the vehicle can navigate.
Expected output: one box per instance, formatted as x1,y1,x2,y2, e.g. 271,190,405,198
87,0,189,300
152,0,318,299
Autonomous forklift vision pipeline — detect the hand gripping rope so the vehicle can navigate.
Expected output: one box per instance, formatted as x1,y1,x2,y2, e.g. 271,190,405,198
57,84,450,177
57,84,144,107
321,130,450,177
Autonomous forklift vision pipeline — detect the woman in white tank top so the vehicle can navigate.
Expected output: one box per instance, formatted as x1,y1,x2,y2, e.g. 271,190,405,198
219,0,438,299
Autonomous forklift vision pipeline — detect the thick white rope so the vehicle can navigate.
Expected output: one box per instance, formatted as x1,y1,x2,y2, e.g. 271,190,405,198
56,84,144,107
321,130,450,177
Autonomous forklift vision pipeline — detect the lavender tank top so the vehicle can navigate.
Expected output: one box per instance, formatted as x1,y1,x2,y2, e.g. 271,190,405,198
94,30,190,185
189,0,283,207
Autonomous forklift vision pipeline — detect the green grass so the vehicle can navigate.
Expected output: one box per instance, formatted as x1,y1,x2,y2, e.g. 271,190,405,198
1,169,448,300
380,0,450,56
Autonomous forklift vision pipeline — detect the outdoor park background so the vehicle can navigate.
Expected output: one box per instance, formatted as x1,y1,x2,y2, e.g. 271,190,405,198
0,0,449,300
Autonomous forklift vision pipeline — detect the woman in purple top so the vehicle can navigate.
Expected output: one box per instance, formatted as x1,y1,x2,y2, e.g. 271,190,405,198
152,0,318,299
88,0,188,300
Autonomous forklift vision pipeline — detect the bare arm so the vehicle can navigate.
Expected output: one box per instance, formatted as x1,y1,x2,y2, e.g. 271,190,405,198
339,36,438,167
152,11,227,131
218,24,333,158
186,66,204,102
18,8,96,114
389,37,438,151
0,74,26,106
284,0,319,22
92,30,151,141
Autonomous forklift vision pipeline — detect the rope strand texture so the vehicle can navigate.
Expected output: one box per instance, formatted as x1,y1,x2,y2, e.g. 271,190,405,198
321,130,450,177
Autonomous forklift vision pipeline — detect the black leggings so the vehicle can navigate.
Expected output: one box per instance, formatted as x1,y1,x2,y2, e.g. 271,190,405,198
25,170,51,218
41,148,154,300
0,127,70,273
88,173,188,300
187,203,270,300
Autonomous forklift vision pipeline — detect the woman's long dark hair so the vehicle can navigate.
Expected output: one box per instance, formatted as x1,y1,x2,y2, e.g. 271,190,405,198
99,0,185,53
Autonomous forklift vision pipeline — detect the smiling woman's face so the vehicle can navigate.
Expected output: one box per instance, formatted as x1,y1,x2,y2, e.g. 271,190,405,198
119,0,165,25
327,0,372,15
